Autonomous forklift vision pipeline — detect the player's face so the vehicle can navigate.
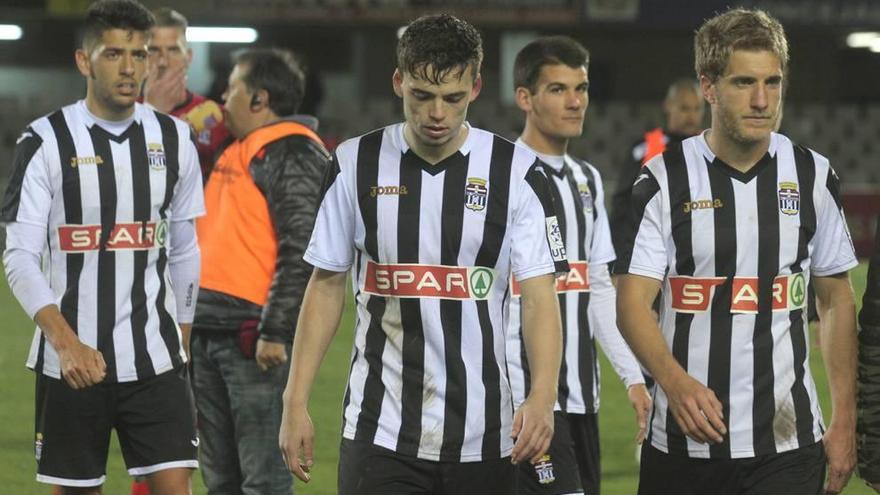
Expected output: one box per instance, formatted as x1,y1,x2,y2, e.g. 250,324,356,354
521,63,589,140
393,65,481,159
704,49,783,148
148,27,190,77
76,29,149,120
665,88,704,136
221,63,253,139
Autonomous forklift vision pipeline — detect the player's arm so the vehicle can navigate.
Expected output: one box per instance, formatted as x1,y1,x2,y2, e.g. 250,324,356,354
511,273,562,465
279,267,347,482
814,272,857,494
167,219,199,361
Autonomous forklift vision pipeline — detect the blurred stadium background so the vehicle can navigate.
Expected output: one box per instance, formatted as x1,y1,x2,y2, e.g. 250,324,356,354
0,0,878,493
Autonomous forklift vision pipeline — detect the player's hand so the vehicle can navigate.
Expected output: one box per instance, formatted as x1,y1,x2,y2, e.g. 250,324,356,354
510,394,554,465
58,341,106,389
663,372,725,444
822,422,855,494
256,340,288,371
143,64,187,114
279,404,315,483
627,383,652,444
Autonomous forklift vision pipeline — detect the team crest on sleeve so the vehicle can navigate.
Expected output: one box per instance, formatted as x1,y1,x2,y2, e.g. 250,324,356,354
147,143,167,170
464,177,488,211
778,182,800,215
534,454,556,484
578,183,593,213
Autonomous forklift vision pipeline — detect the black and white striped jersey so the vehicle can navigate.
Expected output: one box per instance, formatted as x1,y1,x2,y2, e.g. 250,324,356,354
1,101,204,383
304,123,568,463
615,132,857,459
506,142,642,415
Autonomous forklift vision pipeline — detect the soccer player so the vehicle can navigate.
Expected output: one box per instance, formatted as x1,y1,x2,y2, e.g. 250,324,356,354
278,14,567,495
1,1,203,494
191,48,330,494
859,217,880,493
144,7,229,177
507,36,650,495
609,78,704,257
615,8,858,495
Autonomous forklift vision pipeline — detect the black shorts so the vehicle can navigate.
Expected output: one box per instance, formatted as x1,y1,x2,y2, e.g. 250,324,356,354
638,442,826,495
516,411,585,495
338,438,515,495
568,412,600,495
34,366,198,487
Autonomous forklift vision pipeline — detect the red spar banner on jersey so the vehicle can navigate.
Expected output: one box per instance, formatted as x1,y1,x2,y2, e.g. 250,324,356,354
58,221,167,252
363,261,496,300
669,273,807,313
510,261,590,297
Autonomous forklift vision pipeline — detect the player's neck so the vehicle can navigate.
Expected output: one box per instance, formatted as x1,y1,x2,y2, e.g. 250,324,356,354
405,123,469,165
520,124,567,157
705,128,770,173
84,94,134,122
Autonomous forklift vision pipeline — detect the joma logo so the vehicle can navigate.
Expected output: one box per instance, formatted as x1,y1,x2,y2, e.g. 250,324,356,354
370,185,408,197
683,199,723,213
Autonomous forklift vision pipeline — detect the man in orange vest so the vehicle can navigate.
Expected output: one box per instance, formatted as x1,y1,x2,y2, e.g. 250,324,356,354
609,78,704,257
191,48,330,494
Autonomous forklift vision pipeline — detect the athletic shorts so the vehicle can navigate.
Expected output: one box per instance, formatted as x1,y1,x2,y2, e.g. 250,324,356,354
638,442,826,495
338,438,515,495
34,366,198,487
516,411,585,495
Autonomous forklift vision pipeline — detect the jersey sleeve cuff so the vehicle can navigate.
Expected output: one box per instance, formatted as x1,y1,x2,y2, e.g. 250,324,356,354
619,264,665,281
303,251,352,272
812,258,859,277
512,263,556,282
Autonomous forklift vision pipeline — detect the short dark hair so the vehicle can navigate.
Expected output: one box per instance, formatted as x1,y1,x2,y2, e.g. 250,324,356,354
397,14,483,84
514,36,589,93
234,48,305,116
152,7,188,33
82,0,155,51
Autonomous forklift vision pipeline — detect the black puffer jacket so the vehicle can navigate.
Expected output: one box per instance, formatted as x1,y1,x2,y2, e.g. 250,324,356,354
193,116,330,343
859,216,880,484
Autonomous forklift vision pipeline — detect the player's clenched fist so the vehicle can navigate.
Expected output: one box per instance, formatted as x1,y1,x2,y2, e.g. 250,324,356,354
279,405,315,483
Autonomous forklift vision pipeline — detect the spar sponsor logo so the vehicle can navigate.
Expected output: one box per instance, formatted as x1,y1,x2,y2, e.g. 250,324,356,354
58,220,168,252
669,273,807,313
510,260,589,297
363,261,496,300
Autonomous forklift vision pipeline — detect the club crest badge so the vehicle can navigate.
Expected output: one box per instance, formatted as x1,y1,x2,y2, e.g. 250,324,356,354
534,454,556,484
778,181,799,215
578,183,593,213
147,143,167,171
465,177,488,211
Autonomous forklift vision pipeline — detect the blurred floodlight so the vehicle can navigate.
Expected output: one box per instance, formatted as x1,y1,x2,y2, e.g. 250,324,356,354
186,27,258,43
847,31,880,48
871,38,880,53
0,25,23,41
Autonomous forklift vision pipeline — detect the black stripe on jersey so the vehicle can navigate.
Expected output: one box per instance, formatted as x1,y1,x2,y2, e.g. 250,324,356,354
473,135,513,460
437,153,469,461
1,126,43,222
525,163,569,274
88,125,119,381
665,144,695,456
753,154,780,455
563,164,597,413
396,151,426,457
790,145,817,446
50,111,84,356
127,123,154,379
612,168,660,274
353,129,388,444
706,158,736,457
545,174,571,410
154,114,183,370
318,153,341,207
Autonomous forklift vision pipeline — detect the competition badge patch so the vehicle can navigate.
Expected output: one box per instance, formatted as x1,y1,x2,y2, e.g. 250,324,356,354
778,181,799,215
546,216,567,262
465,177,488,211
578,183,593,213
147,143,167,170
534,454,556,484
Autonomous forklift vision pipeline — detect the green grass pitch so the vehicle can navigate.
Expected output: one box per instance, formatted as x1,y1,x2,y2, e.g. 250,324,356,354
0,263,874,494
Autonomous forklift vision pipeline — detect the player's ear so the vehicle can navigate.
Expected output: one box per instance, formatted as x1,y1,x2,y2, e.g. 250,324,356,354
392,69,404,98
469,73,482,101
75,48,91,78
700,75,716,105
514,86,532,113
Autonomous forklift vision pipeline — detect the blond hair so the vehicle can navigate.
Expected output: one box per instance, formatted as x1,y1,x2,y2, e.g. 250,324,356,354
694,8,788,81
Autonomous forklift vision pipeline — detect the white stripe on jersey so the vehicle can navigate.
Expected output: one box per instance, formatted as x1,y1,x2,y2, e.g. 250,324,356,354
620,132,857,459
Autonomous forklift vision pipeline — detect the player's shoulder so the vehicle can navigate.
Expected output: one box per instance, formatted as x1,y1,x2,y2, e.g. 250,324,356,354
772,132,831,171
139,103,192,137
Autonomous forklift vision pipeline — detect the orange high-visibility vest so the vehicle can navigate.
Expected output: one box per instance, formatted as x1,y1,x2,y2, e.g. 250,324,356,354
197,121,323,305
642,128,667,165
